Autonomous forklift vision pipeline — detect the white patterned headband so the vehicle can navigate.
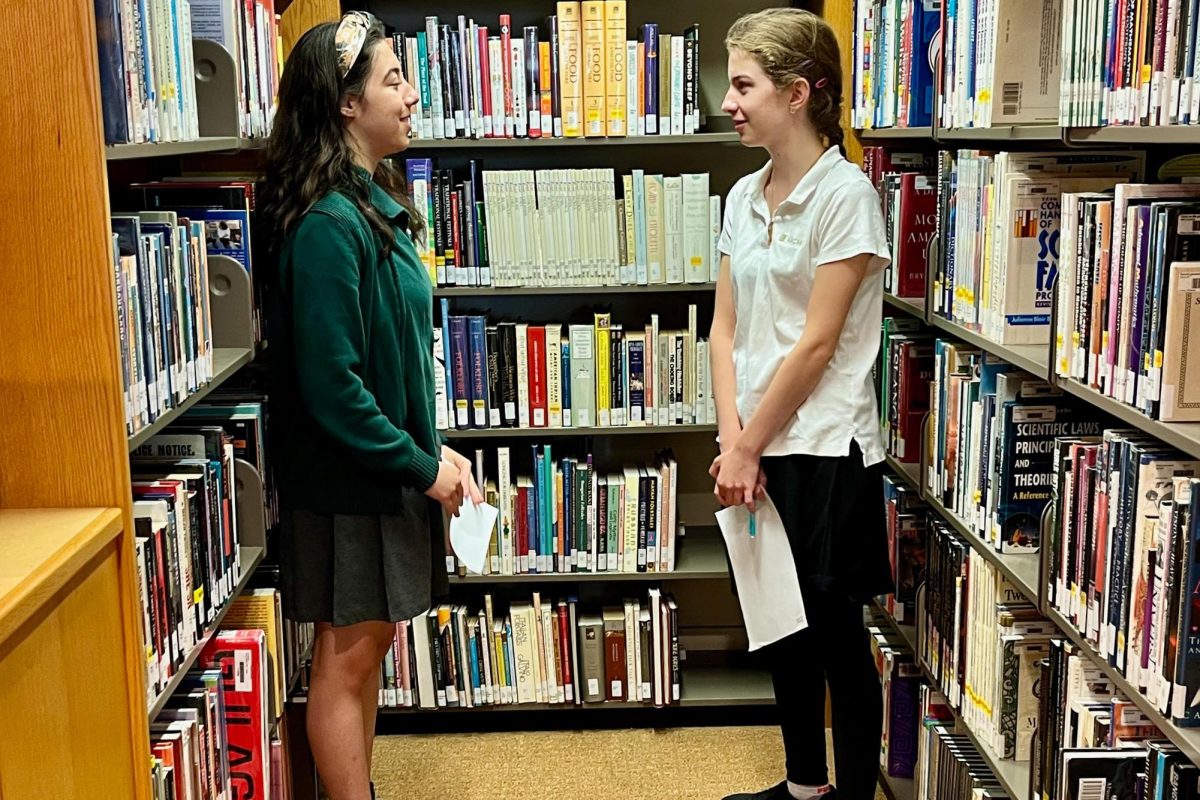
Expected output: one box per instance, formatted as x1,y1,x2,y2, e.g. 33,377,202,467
335,11,378,79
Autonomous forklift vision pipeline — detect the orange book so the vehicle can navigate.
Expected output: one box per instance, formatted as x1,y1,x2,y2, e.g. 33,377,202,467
539,42,553,137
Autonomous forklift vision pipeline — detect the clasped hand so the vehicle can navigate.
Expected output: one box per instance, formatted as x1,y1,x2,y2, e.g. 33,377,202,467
709,442,767,512
426,445,484,518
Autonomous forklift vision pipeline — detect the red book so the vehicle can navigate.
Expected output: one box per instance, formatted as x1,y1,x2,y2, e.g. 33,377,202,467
200,629,269,800
896,173,937,298
478,26,493,137
556,602,573,702
450,190,462,269
517,485,528,573
499,15,515,137
526,325,548,427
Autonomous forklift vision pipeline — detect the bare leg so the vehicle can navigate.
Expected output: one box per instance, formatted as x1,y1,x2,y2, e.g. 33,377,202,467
306,621,395,800
362,639,390,780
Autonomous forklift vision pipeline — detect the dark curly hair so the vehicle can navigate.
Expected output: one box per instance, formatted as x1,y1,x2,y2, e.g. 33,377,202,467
258,16,424,269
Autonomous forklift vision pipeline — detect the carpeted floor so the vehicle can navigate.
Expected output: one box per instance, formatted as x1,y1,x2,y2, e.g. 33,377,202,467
371,726,887,800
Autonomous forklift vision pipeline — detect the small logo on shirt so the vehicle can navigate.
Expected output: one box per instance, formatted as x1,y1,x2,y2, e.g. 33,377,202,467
775,230,802,245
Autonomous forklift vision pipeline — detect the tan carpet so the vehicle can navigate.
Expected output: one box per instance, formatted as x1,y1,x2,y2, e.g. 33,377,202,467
371,726,888,800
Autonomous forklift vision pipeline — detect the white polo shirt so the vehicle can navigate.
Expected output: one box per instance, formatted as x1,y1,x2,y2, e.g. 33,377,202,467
718,145,890,466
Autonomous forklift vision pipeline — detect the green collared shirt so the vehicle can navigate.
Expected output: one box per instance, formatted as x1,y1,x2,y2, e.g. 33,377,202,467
270,169,442,513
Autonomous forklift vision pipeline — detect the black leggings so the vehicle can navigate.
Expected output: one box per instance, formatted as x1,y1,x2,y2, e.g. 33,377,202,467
763,589,882,800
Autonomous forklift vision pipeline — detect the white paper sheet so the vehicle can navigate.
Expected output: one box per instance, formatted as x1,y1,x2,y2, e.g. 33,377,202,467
448,498,499,575
716,495,808,651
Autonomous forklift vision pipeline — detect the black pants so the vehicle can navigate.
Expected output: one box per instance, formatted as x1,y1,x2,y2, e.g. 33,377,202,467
763,589,882,800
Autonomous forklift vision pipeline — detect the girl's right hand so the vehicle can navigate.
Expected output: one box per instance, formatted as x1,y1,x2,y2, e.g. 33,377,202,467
425,460,465,518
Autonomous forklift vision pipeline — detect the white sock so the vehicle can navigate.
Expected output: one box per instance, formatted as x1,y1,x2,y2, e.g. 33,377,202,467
787,782,833,800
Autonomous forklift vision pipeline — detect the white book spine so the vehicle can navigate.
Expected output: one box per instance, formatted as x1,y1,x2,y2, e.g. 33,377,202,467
516,323,530,427
663,176,684,284
670,36,684,135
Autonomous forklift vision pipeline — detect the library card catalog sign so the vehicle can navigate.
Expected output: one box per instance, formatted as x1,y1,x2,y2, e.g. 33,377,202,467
716,496,807,651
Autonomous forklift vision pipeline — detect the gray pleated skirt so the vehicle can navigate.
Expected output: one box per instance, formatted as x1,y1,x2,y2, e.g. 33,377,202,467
280,488,449,627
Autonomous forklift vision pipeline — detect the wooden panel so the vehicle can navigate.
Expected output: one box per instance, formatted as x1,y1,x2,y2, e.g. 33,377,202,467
0,0,151,796
0,545,138,799
281,0,341,59
811,0,863,165
0,509,122,647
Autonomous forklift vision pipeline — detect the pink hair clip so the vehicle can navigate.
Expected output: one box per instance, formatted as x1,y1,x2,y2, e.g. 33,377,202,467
814,77,828,89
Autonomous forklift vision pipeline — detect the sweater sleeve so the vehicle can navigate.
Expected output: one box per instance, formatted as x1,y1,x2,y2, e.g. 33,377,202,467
286,212,441,491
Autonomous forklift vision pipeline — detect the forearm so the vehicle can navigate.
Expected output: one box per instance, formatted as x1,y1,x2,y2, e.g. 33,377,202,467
709,331,742,443
736,335,835,457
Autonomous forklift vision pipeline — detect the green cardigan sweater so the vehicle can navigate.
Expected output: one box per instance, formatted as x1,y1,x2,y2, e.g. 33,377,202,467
270,172,442,514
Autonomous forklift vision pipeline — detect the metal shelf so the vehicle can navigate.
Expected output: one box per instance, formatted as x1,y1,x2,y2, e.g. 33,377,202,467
443,423,718,439
884,454,921,492
406,132,741,149
857,127,935,140
105,137,261,160
448,528,728,584
1044,605,1200,764
936,124,1064,143
1066,125,1200,145
1056,378,1200,460
883,293,928,321
925,494,1040,603
148,545,265,721
927,316,1051,381
128,348,254,451
294,665,775,710
436,282,715,297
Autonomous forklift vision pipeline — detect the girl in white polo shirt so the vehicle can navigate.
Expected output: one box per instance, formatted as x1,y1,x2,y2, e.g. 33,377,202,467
709,9,893,800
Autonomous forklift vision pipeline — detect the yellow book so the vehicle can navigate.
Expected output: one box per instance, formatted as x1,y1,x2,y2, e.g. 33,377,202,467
557,2,583,137
604,0,627,136
582,1,607,137
221,589,285,720
594,312,611,426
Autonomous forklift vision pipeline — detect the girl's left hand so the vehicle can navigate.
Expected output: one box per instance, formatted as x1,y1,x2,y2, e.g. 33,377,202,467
442,445,484,505
709,447,767,512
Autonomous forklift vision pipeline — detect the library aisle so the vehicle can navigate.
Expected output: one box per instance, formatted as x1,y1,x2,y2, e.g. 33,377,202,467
4,0,1200,796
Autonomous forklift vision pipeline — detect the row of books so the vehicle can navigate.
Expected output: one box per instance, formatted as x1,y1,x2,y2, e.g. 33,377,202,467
850,0,940,129
878,317,934,463
392,6,702,141
868,613,926,779
150,628,282,800
1054,183,1200,422
881,472,929,625
435,305,713,431
95,0,281,145
927,335,1103,555
132,425,242,706
450,444,679,576
932,149,1147,346
920,518,1174,775
402,159,721,288
1059,0,1200,127
860,0,1200,131
112,212,215,436
874,152,938,300
1048,433,1200,726
294,591,682,710
111,179,260,436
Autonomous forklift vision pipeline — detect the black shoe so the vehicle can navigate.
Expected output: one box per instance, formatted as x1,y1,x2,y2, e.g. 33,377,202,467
370,781,377,800
722,781,792,800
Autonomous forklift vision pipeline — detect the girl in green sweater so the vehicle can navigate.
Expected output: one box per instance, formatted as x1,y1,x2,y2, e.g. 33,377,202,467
259,12,479,800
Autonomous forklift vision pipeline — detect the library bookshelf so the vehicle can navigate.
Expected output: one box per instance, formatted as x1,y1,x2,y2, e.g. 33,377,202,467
866,121,1200,800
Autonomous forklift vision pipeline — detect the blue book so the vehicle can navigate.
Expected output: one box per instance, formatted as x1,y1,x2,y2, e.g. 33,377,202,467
94,0,129,144
641,24,659,134
448,316,472,429
910,0,940,126
467,315,489,428
440,297,456,421
562,457,573,571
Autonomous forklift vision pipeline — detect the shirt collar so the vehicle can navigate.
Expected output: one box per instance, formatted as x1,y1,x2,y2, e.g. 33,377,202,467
353,165,408,224
748,145,844,221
